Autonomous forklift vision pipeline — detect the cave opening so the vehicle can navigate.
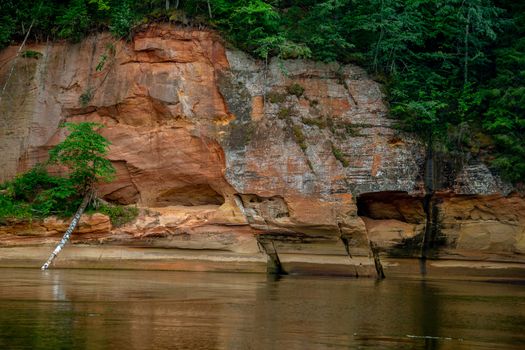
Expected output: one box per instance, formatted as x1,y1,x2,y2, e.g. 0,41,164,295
356,191,428,259
356,191,445,261
356,191,426,224
155,184,225,207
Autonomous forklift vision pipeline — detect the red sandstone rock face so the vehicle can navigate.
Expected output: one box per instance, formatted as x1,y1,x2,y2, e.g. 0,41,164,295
0,25,523,263
438,193,525,257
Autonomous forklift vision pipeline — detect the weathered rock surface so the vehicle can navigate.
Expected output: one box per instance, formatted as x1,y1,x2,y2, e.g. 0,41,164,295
0,24,523,274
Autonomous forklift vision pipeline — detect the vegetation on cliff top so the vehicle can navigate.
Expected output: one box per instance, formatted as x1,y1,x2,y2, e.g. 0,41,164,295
0,1,523,183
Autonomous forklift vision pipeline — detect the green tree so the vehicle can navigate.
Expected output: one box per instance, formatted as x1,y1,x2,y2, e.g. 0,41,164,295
42,122,115,270
56,0,92,42
477,0,525,183
48,122,115,193
109,0,136,38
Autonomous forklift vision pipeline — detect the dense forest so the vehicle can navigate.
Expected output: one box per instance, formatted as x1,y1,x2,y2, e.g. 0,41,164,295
0,0,523,184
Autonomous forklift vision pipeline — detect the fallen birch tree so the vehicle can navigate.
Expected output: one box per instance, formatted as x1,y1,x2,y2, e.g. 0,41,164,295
40,122,114,270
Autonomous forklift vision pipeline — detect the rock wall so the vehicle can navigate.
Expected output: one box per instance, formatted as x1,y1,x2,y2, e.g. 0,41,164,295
0,24,523,274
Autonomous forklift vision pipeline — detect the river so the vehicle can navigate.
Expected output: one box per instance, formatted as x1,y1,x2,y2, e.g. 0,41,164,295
0,268,524,349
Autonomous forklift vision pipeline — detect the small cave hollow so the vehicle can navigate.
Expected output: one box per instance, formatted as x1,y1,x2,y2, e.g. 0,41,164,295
356,191,425,224
155,184,225,207
238,194,290,220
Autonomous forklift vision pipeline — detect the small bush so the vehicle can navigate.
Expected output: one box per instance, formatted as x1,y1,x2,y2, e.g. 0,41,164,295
278,41,312,59
278,107,293,119
267,91,287,104
98,204,139,227
287,83,305,97
0,194,31,221
96,54,107,72
302,117,326,129
21,50,43,59
0,166,79,220
326,117,336,134
345,123,362,137
332,144,349,167
96,43,116,72
293,125,307,151
79,88,93,107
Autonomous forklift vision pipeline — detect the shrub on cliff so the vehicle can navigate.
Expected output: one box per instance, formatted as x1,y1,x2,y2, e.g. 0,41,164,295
0,122,115,221
97,203,139,227
0,166,77,218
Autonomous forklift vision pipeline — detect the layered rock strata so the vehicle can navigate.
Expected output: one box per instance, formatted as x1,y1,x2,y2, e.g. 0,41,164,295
0,25,523,276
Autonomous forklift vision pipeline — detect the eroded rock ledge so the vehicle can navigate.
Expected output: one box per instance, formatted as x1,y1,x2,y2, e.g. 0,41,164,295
0,25,523,276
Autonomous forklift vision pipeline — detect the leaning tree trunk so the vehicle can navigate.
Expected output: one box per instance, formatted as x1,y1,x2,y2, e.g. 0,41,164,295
41,191,92,270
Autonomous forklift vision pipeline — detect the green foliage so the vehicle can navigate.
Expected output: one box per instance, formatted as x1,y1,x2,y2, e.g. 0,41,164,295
97,203,138,227
96,53,107,71
96,42,115,71
282,1,353,62
0,192,31,221
267,91,286,104
0,122,115,221
0,14,14,47
474,1,525,182
302,117,326,129
286,83,305,98
344,123,361,137
79,88,94,107
49,122,115,192
109,0,135,39
89,0,110,11
210,0,285,59
0,166,78,219
57,0,92,42
292,125,307,151
331,144,349,167
277,107,292,119
21,50,43,59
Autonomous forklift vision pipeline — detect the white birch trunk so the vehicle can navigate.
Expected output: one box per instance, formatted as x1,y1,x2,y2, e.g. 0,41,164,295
41,191,92,270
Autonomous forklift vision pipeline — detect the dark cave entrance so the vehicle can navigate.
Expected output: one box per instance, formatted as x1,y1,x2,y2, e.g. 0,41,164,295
356,191,445,260
356,191,426,224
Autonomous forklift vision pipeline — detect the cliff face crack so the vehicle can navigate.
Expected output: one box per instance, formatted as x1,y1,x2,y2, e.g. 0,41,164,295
338,223,360,278
419,145,445,268
369,241,385,279
342,79,358,107
236,194,290,230
256,237,286,275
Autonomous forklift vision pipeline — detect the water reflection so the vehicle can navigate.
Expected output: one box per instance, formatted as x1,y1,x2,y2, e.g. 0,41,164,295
0,268,524,349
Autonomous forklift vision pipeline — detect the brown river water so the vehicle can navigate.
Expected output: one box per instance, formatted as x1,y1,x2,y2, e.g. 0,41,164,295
0,268,524,349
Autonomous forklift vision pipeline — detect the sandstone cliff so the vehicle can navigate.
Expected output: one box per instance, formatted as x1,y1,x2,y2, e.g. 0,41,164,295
0,25,523,275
